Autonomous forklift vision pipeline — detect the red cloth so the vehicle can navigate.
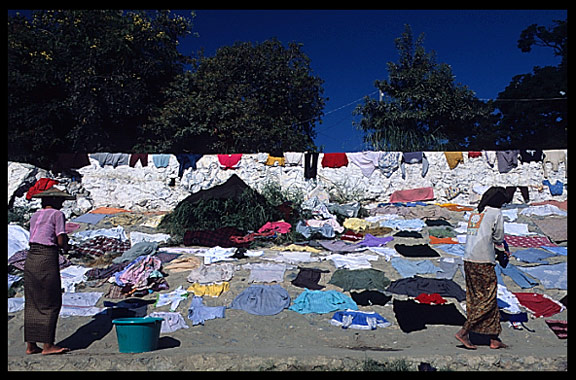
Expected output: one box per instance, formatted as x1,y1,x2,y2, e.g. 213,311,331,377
504,234,557,248
340,229,364,242
217,154,242,169
468,151,483,158
415,293,447,305
389,187,435,203
26,178,59,200
321,153,349,168
513,292,564,318
258,221,291,234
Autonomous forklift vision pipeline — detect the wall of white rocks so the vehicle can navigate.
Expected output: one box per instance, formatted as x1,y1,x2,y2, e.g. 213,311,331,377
8,150,567,215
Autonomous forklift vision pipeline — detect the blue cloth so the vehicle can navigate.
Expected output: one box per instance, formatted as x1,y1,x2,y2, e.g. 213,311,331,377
229,284,290,316
381,218,427,231
542,180,564,195
289,289,358,314
495,263,539,289
391,258,442,278
152,154,171,168
512,248,555,264
71,212,109,224
188,296,225,325
541,246,567,256
356,234,394,247
331,310,391,330
436,244,466,257
176,153,203,177
518,262,567,290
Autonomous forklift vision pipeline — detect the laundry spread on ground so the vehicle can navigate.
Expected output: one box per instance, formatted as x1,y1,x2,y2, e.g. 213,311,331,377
7,150,567,362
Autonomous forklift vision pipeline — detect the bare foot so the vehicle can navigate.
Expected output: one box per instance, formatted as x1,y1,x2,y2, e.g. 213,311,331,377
26,343,42,355
489,339,508,349
41,344,70,355
455,331,477,350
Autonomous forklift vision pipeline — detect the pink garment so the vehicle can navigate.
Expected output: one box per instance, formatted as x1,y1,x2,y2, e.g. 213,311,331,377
217,154,242,169
29,208,67,246
389,187,435,203
258,221,291,234
504,234,557,248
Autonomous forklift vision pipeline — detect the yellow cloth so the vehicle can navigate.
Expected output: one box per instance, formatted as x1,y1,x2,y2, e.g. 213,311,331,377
444,151,464,169
265,155,285,166
187,282,230,297
343,218,370,232
270,244,323,253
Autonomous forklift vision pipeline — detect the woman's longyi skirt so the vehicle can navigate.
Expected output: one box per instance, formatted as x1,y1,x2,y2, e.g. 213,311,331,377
24,243,62,343
463,261,502,336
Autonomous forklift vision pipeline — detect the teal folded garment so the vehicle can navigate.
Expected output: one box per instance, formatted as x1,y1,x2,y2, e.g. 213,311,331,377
289,289,358,314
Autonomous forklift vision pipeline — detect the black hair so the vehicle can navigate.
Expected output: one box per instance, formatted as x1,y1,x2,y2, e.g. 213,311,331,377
477,186,510,212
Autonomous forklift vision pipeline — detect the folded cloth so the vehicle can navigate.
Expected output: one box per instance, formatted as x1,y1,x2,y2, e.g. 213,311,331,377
321,153,349,168
389,187,435,203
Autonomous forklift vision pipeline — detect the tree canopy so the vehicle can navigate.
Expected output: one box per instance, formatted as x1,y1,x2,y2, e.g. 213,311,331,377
353,25,493,151
142,39,326,153
8,10,325,167
8,10,193,168
493,19,567,149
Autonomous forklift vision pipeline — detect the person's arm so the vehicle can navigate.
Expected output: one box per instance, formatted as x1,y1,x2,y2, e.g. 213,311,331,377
53,210,69,252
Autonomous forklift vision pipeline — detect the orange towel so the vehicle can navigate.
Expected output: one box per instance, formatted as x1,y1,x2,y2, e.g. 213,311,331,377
429,236,459,244
90,207,131,214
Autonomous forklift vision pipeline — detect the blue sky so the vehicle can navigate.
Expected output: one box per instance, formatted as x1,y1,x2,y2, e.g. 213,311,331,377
178,9,567,152
9,9,567,152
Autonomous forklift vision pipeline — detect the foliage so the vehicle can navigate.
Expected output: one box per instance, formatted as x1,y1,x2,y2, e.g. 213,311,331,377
158,188,284,238
8,10,194,168
143,39,326,153
353,25,493,151
493,19,567,149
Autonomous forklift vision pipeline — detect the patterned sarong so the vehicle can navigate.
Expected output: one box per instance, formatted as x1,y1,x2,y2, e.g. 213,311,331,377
24,243,62,343
463,261,501,335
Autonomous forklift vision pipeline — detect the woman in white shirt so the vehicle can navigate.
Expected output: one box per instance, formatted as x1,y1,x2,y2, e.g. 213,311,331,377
455,187,510,350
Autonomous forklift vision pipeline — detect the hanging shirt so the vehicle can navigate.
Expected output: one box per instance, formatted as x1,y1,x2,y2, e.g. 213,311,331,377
495,150,520,173
217,154,242,169
321,153,349,168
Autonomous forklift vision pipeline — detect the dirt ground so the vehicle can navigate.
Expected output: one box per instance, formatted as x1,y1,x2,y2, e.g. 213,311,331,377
7,208,568,371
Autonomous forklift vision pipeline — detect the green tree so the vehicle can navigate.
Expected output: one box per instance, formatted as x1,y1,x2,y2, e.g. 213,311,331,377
143,38,326,153
354,25,493,151
494,19,567,148
8,10,193,168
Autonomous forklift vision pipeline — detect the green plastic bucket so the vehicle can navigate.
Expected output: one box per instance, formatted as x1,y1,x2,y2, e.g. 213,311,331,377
112,317,163,353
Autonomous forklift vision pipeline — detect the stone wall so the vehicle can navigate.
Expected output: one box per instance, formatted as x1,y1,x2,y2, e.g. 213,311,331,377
8,150,567,214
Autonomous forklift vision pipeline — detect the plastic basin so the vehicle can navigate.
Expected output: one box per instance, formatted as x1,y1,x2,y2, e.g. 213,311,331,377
112,317,163,353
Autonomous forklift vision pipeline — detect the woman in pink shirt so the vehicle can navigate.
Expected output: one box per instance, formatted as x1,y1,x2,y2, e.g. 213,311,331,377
25,188,74,355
